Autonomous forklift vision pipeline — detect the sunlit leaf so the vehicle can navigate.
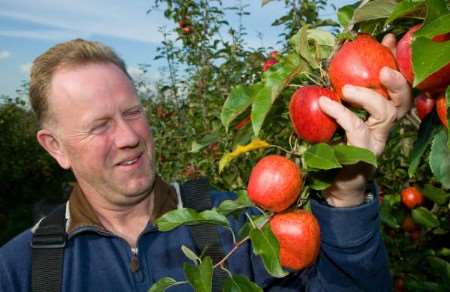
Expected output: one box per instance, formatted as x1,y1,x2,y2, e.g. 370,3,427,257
219,138,270,173
181,245,201,264
221,85,254,132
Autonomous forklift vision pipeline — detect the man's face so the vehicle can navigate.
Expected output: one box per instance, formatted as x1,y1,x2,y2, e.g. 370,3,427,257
46,63,156,206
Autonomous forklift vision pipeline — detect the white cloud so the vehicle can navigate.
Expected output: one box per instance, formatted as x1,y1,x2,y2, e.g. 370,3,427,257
20,63,32,75
0,0,171,44
0,50,11,60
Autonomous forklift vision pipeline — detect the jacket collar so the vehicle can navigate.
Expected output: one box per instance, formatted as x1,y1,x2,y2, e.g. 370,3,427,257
66,175,178,235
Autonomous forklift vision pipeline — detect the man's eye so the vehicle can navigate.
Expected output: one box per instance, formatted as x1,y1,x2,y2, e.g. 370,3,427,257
125,108,143,118
91,122,109,134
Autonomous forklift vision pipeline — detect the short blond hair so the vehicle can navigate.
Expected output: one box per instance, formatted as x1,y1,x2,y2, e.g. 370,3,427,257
29,38,131,126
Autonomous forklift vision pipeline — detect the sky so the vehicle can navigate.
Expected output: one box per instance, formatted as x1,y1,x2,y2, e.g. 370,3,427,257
0,0,352,99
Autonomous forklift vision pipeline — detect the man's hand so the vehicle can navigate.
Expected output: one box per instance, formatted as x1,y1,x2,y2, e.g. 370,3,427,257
317,34,412,207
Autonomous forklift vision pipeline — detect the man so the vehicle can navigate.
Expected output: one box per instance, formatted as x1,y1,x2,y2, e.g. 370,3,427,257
0,37,411,291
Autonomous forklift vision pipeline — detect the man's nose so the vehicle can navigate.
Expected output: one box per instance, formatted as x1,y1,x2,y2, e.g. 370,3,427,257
114,118,140,149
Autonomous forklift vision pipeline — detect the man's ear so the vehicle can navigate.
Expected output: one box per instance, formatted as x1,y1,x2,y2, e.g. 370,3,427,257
36,129,71,169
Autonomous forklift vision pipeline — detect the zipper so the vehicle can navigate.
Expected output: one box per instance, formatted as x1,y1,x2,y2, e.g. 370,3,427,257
130,247,139,272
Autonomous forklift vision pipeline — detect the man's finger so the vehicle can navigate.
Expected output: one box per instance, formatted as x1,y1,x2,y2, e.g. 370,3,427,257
382,33,397,56
318,97,371,150
380,67,412,119
341,84,397,124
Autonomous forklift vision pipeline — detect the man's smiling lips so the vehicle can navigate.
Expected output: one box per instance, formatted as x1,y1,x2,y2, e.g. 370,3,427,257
116,152,144,168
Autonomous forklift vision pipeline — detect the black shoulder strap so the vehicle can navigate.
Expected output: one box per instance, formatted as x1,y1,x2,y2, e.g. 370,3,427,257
180,178,228,292
31,203,67,292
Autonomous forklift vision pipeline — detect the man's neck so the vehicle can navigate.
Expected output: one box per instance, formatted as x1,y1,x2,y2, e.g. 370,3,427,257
93,196,153,247
79,184,155,248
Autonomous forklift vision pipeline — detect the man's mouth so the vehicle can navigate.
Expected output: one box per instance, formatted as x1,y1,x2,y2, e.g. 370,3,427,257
117,153,143,166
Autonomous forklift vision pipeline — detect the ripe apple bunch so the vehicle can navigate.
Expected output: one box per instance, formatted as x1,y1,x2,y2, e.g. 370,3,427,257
290,34,397,143
247,155,320,270
178,17,193,34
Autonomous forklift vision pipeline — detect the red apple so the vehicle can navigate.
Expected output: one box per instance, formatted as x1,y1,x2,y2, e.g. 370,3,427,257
396,24,450,93
270,210,320,270
415,92,435,120
328,34,397,100
247,155,302,212
401,216,417,233
182,26,192,34
401,186,424,209
289,85,339,143
436,94,448,128
262,58,277,72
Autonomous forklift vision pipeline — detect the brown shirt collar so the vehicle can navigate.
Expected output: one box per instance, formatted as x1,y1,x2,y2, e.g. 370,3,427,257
67,175,178,234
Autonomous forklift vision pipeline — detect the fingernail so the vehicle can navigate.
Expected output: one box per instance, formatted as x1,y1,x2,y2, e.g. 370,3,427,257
342,85,355,95
381,66,394,77
319,96,332,105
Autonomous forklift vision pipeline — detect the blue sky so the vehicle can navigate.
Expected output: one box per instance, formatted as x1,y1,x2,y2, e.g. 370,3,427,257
0,0,352,98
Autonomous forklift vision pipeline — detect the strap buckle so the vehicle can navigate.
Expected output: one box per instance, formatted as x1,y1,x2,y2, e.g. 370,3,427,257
31,226,67,249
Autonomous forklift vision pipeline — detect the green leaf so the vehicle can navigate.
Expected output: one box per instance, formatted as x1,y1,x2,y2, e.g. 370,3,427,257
380,204,400,229
310,177,332,191
251,54,310,136
249,224,288,278
149,277,178,292
217,190,253,216
333,145,377,167
427,256,450,282
221,85,253,132
412,207,440,229
190,133,220,153
415,14,450,38
156,208,230,232
337,3,358,28
353,0,398,23
386,0,426,24
304,143,342,170
306,29,336,60
181,245,201,264
422,184,450,205
223,275,263,292
184,257,213,292
423,0,449,26
412,35,450,87
408,113,438,177
429,129,450,189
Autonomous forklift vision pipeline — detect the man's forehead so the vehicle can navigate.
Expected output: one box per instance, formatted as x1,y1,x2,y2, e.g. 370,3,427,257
47,63,138,122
